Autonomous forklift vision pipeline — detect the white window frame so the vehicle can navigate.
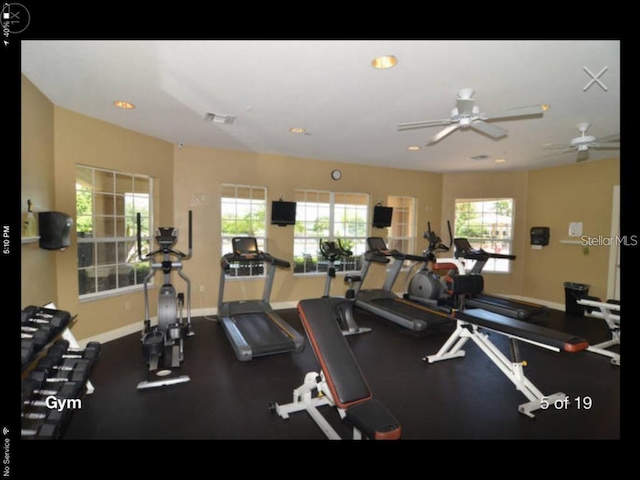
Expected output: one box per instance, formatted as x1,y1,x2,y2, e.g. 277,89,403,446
386,195,416,256
76,165,153,300
454,197,515,273
220,184,268,278
293,189,369,275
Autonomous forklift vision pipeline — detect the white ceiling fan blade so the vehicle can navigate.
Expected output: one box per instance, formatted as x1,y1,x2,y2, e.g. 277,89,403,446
576,149,590,162
426,124,459,145
482,105,546,121
542,143,572,150
591,141,620,149
398,119,452,131
533,148,575,161
595,133,620,143
470,120,507,139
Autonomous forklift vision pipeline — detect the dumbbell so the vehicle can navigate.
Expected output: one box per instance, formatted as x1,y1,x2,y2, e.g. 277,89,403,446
48,339,101,364
21,325,54,352
21,381,81,439
21,419,65,440
21,338,37,367
22,314,68,332
32,357,93,383
21,306,71,330
21,376,84,405
22,380,84,419
41,347,100,375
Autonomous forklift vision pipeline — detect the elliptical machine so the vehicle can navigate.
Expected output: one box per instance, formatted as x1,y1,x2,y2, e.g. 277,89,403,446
135,211,193,390
405,221,464,308
319,239,371,336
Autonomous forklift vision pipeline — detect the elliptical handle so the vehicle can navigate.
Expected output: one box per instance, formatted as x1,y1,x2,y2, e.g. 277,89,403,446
136,212,143,261
187,210,193,258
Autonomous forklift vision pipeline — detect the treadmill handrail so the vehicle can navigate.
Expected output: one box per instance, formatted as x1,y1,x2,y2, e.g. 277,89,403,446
454,237,516,261
367,245,428,265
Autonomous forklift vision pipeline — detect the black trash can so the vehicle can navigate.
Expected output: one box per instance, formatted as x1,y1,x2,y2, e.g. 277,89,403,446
564,282,590,316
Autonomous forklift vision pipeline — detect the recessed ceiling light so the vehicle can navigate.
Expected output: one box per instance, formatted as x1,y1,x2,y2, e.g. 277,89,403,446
494,158,506,163
289,127,306,134
408,146,420,151
113,100,135,109
371,55,397,69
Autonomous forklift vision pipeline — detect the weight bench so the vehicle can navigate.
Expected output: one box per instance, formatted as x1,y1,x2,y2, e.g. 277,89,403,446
576,297,620,366
424,275,589,418
270,298,401,440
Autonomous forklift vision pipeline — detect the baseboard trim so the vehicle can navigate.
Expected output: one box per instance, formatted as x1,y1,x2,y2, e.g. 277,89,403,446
502,295,565,312
74,297,563,347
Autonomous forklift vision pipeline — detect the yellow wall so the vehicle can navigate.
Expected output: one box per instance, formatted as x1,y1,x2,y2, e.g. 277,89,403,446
21,75,57,307
172,145,443,310
20,77,175,340
524,158,620,303
21,74,621,341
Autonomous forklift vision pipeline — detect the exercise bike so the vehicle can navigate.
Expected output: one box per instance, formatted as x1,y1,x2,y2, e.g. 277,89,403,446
405,221,464,308
135,211,193,390
319,239,371,336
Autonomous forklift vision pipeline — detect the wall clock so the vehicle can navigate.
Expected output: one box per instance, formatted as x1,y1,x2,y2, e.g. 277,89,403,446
331,169,342,181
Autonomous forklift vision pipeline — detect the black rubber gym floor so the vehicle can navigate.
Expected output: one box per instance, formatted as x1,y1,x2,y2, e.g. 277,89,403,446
55,304,620,441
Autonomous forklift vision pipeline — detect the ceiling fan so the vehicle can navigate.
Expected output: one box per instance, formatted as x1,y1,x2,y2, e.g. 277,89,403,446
398,88,548,145
539,122,620,162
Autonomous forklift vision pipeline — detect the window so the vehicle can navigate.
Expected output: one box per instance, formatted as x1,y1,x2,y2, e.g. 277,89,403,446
454,198,514,273
76,165,152,297
294,190,369,274
386,196,416,255
220,184,267,277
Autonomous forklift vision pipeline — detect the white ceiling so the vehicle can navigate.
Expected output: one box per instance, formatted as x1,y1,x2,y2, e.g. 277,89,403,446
20,39,621,173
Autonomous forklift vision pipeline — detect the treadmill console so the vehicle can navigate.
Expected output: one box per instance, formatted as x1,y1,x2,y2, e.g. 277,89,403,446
367,237,389,254
233,237,259,257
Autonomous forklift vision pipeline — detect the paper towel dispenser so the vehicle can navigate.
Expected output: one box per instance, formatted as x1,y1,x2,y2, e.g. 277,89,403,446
530,226,550,246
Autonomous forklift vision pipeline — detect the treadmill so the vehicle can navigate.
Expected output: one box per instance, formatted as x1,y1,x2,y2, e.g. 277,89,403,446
352,237,454,332
218,237,305,361
453,238,548,320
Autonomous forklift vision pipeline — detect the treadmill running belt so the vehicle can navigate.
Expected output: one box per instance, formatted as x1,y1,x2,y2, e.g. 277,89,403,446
372,298,452,326
231,312,296,355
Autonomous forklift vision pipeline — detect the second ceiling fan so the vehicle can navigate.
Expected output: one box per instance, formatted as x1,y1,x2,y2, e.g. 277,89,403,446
398,88,549,145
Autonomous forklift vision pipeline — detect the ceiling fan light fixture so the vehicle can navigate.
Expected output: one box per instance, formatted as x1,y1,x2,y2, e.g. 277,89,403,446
457,88,474,100
371,55,397,70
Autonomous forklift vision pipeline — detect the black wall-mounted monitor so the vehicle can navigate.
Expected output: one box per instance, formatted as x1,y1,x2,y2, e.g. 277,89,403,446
372,205,393,228
271,200,297,226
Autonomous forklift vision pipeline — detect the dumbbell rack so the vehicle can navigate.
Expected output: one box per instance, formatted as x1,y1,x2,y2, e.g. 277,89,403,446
21,304,100,439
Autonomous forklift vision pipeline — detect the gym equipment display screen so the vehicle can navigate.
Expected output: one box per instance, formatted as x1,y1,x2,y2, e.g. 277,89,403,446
372,206,393,228
233,237,259,254
271,201,297,226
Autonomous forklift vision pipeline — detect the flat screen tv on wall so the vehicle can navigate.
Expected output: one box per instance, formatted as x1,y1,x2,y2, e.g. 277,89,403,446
271,200,297,226
372,205,393,228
